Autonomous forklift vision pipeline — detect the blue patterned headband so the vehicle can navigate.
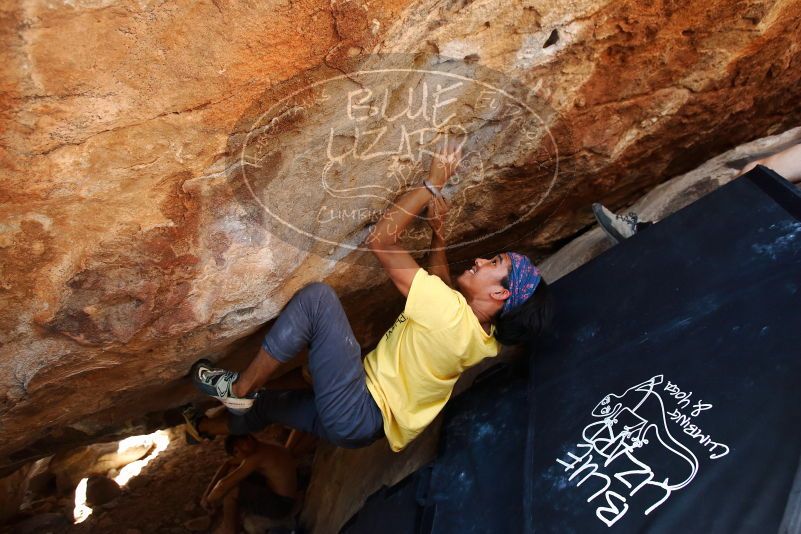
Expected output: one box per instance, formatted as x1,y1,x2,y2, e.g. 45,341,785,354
502,252,542,316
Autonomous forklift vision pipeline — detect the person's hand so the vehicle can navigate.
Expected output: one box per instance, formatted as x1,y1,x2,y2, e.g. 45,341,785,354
426,196,450,240
427,139,462,189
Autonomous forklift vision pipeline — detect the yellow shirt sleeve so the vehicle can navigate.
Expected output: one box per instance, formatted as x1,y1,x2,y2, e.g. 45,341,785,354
403,268,462,329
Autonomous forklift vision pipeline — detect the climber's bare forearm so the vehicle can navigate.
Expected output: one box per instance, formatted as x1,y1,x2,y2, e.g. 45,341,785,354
367,186,433,296
204,462,233,500
367,186,432,249
740,144,801,184
367,144,458,296
208,459,258,502
428,234,452,287
763,144,801,183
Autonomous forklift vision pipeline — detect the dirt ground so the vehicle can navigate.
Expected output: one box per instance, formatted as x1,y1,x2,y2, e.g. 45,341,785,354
4,424,312,534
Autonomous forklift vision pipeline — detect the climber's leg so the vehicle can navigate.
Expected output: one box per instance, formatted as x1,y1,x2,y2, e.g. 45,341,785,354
290,284,383,447
237,282,359,397
231,347,281,398
196,282,383,447
238,283,382,447
192,281,348,407
190,394,323,441
226,390,326,438
225,388,381,449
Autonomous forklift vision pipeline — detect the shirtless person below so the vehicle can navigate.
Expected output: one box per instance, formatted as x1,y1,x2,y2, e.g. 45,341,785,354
200,434,298,534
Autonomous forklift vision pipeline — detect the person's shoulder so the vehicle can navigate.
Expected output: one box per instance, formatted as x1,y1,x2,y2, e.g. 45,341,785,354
405,268,465,328
255,442,294,462
411,268,456,294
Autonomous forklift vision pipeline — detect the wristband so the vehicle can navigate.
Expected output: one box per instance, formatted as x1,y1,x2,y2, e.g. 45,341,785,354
423,179,443,198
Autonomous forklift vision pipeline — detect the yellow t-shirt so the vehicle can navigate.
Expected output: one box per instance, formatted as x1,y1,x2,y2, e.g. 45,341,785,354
363,268,502,451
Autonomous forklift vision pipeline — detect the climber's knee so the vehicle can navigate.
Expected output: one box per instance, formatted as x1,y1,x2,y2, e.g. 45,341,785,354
298,281,336,303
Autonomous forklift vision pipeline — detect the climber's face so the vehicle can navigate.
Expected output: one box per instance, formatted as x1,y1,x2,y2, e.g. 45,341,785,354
456,253,512,305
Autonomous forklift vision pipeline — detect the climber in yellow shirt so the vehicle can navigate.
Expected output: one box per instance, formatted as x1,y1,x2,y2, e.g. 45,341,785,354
189,141,553,452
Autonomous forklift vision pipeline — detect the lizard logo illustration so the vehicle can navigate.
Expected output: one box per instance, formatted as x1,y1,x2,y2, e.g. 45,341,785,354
557,375,729,526
587,375,699,492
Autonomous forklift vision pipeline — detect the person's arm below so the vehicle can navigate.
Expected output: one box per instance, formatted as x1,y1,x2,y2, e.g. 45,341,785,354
206,457,259,503
366,142,460,296
425,196,453,287
739,143,801,184
201,461,234,509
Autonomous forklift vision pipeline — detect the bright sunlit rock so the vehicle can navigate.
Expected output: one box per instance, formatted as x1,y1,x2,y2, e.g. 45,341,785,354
113,430,170,487
73,477,92,524
72,430,171,524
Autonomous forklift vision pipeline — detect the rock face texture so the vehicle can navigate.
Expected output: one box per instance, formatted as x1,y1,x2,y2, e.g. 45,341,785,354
1,0,801,473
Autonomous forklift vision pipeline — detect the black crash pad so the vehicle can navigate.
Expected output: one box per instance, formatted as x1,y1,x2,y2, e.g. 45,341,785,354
525,167,801,533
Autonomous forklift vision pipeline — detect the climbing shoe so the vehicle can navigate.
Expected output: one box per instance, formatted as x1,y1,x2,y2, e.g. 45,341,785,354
181,404,214,445
592,203,640,244
190,359,257,414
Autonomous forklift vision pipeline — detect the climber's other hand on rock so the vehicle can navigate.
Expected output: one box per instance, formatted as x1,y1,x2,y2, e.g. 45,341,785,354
426,195,450,240
428,139,461,189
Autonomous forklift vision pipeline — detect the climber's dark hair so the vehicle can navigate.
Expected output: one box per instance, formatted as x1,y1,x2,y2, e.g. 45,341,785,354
494,277,554,347
224,434,251,456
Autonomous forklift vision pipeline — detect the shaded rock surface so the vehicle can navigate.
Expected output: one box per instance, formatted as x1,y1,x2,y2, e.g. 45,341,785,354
0,460,35,523
2,0,801,477
7,512,70,534
84,476,122,508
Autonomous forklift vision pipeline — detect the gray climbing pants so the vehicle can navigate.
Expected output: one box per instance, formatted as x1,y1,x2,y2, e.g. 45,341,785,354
228,283,384,448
